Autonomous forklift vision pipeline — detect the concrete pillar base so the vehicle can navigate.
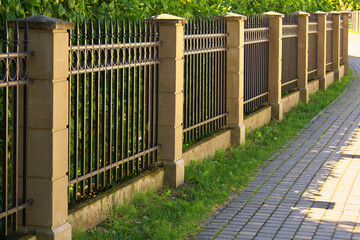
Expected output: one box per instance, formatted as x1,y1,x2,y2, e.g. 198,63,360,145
334,69,340,81
319,76,327,90
271,102,283,121
344,63,349,75
300,87,309,103
230,123,246,145
36,222,72,240
163,158,184,187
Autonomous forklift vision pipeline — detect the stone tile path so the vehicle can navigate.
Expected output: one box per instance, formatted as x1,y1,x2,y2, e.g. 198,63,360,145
197,34,360,240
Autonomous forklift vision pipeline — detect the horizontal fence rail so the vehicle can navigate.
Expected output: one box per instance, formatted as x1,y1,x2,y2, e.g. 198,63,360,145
282,14,299,94
308,13,318,81
0,21,32,238
68,19,160,204
244,14,269,114
183,17,227,146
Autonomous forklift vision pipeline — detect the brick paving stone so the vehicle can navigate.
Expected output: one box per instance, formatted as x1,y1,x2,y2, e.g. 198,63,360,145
197,34,360,240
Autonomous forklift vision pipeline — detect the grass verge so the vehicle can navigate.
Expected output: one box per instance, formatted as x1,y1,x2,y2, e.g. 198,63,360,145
74,71,353,240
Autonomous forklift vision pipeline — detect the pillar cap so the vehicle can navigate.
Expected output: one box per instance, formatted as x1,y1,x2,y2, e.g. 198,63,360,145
293,11,310,16
330,11,341,15
9,15,74,30
263,11,285,18
146,14,187,24
315,11,328,15
340,11,351,15
219,13,247,21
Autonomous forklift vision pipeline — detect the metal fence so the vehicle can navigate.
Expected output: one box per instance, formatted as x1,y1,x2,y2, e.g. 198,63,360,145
282,14,299,94
244,14,269,114
326,14,333,72
308,13,318,81
340,16,344,65
68,19,160,203
183,17,227,145
0,21,33,238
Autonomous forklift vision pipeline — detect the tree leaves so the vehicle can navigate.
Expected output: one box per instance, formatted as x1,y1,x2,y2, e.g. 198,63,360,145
0,0,348,28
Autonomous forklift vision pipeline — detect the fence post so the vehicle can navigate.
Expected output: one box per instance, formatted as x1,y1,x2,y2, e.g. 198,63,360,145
297,12,310,103
342,12,350,75
316,11,327,90
332,12,341,81
149,14,186,187
15,16,73,239
264,12,284,121
220,13,247,145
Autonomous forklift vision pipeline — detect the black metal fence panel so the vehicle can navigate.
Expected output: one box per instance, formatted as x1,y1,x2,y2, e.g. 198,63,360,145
183,17,227,146
282,14,298,94
340,19,344,65
244,14,269,115
0,21,32,238
68,19,160,204
308,13,318,81
326,14,333,72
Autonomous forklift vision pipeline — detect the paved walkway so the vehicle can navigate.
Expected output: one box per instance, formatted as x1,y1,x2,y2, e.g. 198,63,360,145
197,34,360,240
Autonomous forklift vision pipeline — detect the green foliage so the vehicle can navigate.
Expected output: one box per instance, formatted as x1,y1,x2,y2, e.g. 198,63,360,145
73,71,353,240
0,0,342,24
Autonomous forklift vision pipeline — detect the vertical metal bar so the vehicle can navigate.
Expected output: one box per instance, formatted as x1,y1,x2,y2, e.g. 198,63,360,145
102,20,107,186
143,21,150,167
2,21,9,237
114,20,119,182
210,17,215,132
108,20,113,184
67,19,72,203
95,20,101,190
89,20,94,193
199,18,203,138
224,18,227,125
191,18,196,142
12,20,20,231
149,21,154,164
140,20,145,169
126,20,130,175
119,20,125,179
147,22,152,166
205,19,209,135
74,19,79,199
152,21,158,164
81,19,87,197
183,21,187,144
136,20,141,170
132,20,137,172
22,20,29,228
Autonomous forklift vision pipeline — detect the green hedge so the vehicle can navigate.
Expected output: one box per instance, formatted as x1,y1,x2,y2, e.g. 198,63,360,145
0,0,342,24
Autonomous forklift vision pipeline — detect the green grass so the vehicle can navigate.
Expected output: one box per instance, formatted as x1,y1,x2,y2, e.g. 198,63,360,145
74,71,353,240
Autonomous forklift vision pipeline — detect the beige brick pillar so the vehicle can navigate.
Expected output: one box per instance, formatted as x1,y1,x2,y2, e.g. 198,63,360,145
316,11,328,90
15,15,73,239
297,12,310,103
332,12,341,81
220,13,247,145
342,12,350,75
149,14,186,187
264,12,284,121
